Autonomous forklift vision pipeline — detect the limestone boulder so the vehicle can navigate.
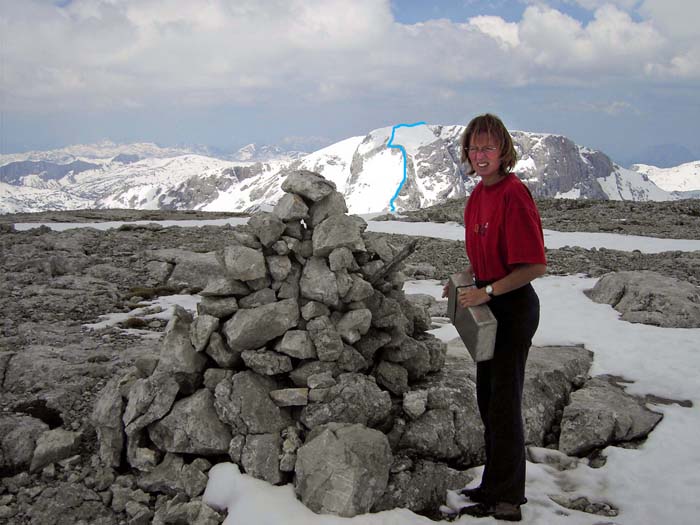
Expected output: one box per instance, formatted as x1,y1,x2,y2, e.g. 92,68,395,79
559,376,663,456
147,249,221,290
30,428,81,472
312,214,367,257
281,170,337,202
248,211,286,247
153,305,207,394
373,459,474,514
300,257,340,307
148,389,232,456
122,373,180,435
221,245,267,282
222,298,299,351
0,414,49,474
241,433,284,484
214,371,292,435
585,270,700,328
523,345,593,445
273,193,309,221
300,373,392,429
91,377,125,468
295,423,392,517
308,190,348,228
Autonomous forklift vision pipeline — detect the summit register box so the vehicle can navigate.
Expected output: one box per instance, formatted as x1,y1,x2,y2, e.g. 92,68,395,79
447,271,497,362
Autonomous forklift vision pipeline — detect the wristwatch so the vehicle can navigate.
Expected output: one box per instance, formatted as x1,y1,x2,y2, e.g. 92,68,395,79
485,284,494,297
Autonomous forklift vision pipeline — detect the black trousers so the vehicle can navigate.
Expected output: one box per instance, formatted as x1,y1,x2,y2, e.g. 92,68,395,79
474,281,539,505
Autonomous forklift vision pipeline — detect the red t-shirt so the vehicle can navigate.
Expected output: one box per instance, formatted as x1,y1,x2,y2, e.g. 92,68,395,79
464,173,546,282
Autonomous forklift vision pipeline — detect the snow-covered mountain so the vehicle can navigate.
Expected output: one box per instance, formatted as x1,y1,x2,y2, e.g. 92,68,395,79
1,126,686,215
631,161,700,198
0,140,207,166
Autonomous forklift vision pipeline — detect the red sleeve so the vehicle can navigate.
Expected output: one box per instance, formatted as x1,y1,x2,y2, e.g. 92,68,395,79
503,184,546,266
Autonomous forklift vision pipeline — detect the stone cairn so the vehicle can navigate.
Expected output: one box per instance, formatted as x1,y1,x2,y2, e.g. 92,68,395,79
92,171,457,518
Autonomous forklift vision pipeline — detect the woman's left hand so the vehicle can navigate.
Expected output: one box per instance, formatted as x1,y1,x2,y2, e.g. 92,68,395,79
458,287,491,307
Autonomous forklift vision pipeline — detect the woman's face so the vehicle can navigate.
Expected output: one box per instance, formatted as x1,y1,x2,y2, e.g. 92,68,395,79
468,132,502,183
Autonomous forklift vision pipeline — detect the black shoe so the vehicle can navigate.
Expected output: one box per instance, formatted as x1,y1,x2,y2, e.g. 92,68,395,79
460,502,522,522
459,487,527,504
459,486,488,503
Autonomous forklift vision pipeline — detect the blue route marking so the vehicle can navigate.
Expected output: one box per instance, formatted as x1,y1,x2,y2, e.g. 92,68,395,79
387,121,426,212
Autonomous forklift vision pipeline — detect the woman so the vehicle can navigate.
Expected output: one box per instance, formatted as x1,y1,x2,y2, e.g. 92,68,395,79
448,113,546,522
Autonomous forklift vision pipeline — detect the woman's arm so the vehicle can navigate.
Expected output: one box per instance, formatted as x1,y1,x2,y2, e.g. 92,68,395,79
458,263,546,307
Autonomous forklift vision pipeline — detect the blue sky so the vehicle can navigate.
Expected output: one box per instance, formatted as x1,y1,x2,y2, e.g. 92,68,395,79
1,0,699,166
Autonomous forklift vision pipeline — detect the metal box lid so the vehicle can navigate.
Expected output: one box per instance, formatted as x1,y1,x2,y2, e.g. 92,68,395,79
447,271,497,362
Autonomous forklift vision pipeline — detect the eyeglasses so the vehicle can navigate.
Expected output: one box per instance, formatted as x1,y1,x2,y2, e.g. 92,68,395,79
467,146,499,155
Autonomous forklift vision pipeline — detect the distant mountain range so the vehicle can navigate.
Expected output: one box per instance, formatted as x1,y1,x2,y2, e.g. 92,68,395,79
1,127,698,215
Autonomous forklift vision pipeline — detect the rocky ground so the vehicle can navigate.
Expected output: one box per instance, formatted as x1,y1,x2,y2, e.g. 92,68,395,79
0,198,698,523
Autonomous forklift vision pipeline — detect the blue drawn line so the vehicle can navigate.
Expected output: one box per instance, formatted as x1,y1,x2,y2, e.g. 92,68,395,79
387,121,426,212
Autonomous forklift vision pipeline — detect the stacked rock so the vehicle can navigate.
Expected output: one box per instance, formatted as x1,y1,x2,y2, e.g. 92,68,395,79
92,171,448,518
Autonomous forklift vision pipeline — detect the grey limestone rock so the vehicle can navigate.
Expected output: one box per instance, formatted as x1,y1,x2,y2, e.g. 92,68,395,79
221,245,267,282
522,345,594,445
241,348,293,376
241,433,284,484
30,428,81,472
269,388,310,407
328,246,356,272
154,305,207,394
308,190,349,228
204,332,242,369
0,414,49,474
137,453,185,495
237,287,277,308
312,214,367,257
148,249,221,290
375,360,409,396
383,336,433,382
300,373,391,429
276,329,317,359
585,270,700,328
214,371,292,435
559,376,663,456
266,255,292,282
247,211,286,247
148,389,232,455
301,300,330,320
273,193,309,221
403,390,429,420
91,377,125,468
199,277,249,297
281,170,337,202
295,423,392,517
300,256,340,307
189,314,219,352
289,360,339,387
335,308,372,344
222,298,299,351
123,374,179,435
197,295,238,318
372,459,474,514
310,327,344,362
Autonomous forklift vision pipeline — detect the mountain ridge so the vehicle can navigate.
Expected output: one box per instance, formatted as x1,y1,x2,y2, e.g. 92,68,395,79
2,125,698,215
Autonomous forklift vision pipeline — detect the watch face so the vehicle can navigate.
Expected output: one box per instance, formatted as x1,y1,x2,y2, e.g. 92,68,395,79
486,285,493,296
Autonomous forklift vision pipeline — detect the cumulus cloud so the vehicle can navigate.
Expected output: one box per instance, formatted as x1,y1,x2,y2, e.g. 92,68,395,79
0,0,697,114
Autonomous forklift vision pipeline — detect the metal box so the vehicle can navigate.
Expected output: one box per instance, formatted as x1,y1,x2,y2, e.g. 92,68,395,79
447,271,497,362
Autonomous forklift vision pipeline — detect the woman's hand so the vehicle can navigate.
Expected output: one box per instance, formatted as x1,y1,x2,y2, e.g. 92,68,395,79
458,286,491,307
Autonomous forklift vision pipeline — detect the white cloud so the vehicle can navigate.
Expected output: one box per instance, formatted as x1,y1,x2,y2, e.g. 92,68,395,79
0,0,697,114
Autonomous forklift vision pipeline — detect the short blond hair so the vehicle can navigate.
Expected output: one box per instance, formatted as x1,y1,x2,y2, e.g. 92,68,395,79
460,113,517,175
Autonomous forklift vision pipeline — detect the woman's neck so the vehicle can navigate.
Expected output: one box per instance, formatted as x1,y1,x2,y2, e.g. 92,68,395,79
482,171,508,187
